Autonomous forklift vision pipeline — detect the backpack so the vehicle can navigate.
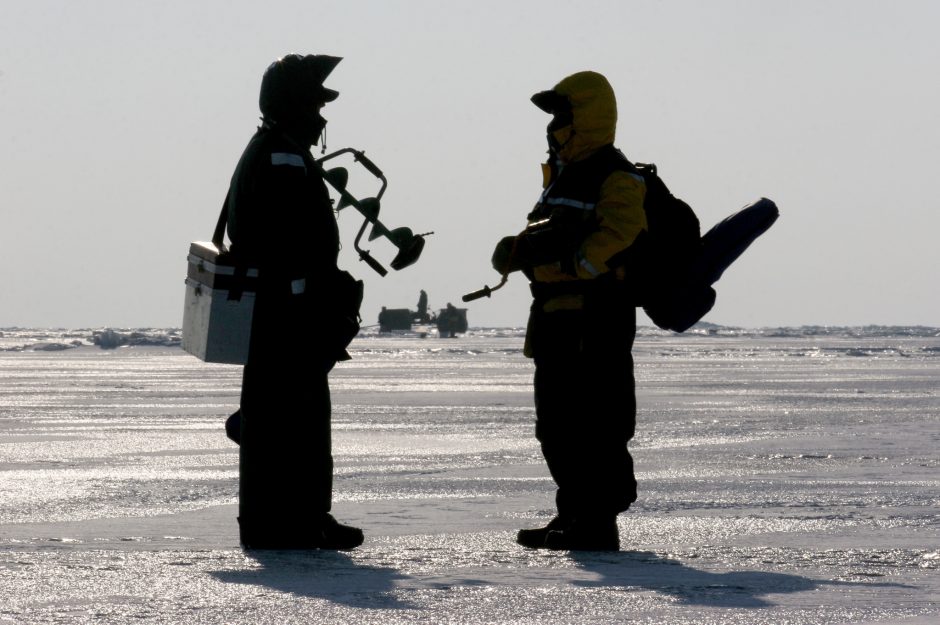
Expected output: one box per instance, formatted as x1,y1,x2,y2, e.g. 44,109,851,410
627,162,779,332
627,162,717,333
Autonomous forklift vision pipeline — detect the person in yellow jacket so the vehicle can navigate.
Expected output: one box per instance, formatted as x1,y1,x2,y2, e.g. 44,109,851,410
492,70,647,551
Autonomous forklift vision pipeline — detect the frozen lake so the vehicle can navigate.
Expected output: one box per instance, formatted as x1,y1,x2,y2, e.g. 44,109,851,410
1,328,938,624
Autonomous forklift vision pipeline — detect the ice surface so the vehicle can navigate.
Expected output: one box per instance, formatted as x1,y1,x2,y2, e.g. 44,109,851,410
0,329,938,624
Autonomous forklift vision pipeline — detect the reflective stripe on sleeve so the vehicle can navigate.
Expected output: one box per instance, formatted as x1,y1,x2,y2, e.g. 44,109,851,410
544,197,596,210
579,256,601,276
271,152,306,168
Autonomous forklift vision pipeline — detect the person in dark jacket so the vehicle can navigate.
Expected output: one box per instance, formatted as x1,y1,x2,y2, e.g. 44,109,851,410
492,71,647,551
226,54,363,550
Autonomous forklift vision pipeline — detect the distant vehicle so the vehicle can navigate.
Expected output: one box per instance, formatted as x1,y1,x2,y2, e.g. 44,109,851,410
378,290,468,337
435,303,468,338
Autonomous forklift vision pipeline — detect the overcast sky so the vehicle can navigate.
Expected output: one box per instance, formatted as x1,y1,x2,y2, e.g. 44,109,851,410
2,0,938,329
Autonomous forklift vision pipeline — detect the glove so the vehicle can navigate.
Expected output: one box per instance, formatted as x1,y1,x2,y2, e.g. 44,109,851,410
491,235,525,275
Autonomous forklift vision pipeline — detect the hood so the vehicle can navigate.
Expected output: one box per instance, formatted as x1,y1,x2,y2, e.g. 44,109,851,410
259,54,342,148
532,71,617,163
259,54,342,119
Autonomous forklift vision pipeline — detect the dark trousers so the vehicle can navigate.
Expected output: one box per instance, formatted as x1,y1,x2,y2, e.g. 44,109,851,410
529,291,638,520
237,285,334,544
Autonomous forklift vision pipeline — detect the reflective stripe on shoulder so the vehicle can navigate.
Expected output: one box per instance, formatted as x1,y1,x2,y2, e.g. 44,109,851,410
626,172,645,184
271,152,306,168
545,197,596,210
579,256,601,276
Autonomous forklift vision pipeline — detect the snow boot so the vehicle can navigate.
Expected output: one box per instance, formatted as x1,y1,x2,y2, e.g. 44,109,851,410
544,517,619,551
516,516,570,549
315,513,364,550
239,513,363,550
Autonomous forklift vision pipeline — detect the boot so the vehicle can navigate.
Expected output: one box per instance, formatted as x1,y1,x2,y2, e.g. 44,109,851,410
544,517,619,551
516,516,570,549
315,513,364,550
239,513,363,550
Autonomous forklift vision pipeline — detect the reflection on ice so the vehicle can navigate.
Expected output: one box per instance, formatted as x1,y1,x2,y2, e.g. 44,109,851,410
0,330,938,623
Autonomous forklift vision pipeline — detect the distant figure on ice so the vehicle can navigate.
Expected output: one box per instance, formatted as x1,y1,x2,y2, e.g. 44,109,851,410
415,289,431,323
490,71,645,551
224,54,364,550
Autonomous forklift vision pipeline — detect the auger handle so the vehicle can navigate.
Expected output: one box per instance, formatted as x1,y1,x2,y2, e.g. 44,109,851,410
462,275,508,302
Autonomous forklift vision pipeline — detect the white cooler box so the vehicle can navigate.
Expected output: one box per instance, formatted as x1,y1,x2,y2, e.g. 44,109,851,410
182,241,258,364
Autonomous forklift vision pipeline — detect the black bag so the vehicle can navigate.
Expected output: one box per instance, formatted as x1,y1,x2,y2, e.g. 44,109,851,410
327,269,364,359
628,162,716,333
630,164,779,332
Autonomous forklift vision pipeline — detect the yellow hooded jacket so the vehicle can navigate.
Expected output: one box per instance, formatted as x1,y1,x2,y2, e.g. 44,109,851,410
527,71,647,295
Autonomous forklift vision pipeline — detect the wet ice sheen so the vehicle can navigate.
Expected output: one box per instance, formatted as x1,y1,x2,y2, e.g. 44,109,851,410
1,328,938,624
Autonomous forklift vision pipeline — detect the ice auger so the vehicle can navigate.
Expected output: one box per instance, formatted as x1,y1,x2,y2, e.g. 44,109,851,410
317,148,430,276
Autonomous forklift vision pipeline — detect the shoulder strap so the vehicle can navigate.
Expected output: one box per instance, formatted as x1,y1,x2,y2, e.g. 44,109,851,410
589,146,643,188
212,192,229,253
211,190,250,300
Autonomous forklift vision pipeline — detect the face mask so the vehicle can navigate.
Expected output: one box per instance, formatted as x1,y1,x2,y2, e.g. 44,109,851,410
548,125,573,154
546,110,574,153
309,111,328,145
281,108,327,148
